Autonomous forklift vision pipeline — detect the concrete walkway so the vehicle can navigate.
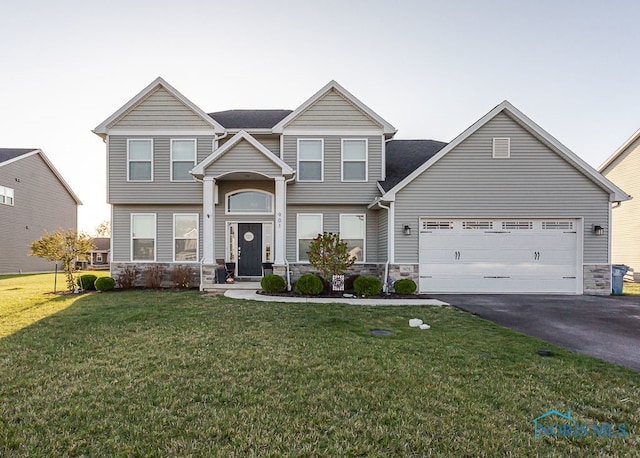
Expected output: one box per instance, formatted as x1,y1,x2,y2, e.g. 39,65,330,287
225,289,449,306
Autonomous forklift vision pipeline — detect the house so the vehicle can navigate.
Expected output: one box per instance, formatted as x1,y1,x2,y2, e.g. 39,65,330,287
89,237,111,268
93,78,628,294
0,148,82,274
599,130,640,280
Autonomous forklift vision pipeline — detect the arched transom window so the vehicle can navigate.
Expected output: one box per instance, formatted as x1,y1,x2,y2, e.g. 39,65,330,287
226,190,273,214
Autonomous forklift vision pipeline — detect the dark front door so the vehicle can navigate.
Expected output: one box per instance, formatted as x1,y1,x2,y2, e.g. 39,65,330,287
238,223,262,276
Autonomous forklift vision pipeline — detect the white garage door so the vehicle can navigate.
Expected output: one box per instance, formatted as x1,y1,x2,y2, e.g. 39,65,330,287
419,219,580,294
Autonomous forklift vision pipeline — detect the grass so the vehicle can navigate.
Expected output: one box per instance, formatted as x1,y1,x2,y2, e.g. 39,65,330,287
1,274,638,456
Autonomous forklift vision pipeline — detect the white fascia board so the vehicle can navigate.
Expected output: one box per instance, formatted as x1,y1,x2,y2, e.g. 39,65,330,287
598,128,640,173
93,77,225,136
272,80,396,135
191,130,294,178
225,128,273,135
0,149,40,167
380,100,630,203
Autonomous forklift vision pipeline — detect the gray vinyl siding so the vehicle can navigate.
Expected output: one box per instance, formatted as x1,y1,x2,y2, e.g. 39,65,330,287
205,139,282,178
377,209,388,262
285,89,382,130
0,154,78,273
214,180,275,259
108,135,213,204
601,136,640,273
112,204,203,262
110,86,212,129
285,205,379,262
283,135,382,204
393,112,611,264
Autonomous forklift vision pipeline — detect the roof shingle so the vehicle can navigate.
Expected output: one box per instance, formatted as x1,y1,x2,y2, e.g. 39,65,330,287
0,148,37,164
208,110,293,129
380,140,448,191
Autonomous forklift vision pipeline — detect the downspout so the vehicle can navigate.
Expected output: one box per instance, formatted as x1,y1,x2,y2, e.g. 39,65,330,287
376,200,392,293
283,172,297,290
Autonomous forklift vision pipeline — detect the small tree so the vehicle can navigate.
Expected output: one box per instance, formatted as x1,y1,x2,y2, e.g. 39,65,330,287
307,232,355,283
29,230,95,291
95,220,111,237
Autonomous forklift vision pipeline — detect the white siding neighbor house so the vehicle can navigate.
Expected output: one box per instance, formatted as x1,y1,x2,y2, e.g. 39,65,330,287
94,78,628,294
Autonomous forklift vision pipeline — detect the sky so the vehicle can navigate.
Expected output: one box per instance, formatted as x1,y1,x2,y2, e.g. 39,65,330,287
1,0,639,234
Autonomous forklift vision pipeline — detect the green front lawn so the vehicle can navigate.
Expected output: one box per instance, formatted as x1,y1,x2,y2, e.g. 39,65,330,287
0,274,638,456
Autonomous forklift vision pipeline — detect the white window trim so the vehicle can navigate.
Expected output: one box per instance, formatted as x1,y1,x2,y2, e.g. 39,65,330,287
130,213,156,262
96,253,103,262
127,139,154,182
225,189,274,215
0,185,14,206
173,213,199,263
296,213,323,262
341,138,368,182
262,222,274,263
340,213,366,263
170,138,197,182
296,138,324,182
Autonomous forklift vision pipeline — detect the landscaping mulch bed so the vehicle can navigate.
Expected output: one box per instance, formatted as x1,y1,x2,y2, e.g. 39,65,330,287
257,290,434,300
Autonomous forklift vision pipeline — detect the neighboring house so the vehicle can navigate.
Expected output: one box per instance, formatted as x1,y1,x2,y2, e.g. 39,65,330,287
77,237,110,270
599,129,640,280
0,149,82,274
93,78,628,294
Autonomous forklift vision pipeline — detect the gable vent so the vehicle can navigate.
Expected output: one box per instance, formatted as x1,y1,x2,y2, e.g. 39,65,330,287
493,138,511,159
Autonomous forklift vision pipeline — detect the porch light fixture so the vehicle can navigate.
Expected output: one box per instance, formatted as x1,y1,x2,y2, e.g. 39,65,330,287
403,225,411,236
593,225,604,236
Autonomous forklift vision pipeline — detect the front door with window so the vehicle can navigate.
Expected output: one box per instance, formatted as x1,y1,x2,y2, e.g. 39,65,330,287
238,223,263,276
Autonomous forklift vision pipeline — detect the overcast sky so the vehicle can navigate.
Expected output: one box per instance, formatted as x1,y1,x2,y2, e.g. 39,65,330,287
1,0,639,233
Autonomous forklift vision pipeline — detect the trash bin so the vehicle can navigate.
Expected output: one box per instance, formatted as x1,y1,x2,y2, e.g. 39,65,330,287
262,262,274,276
612,264,628,295
215,266,227,284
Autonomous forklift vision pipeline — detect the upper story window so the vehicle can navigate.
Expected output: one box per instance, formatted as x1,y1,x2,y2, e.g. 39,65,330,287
297,139,323,181
171,139,196,181
0,185,14,206
340,214,366,262
226,190,273,214
341,139,368,181
131,213,156,261
127,139,153,181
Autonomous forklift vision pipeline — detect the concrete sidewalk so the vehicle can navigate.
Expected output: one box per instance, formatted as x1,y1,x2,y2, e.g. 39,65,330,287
225,289,448,306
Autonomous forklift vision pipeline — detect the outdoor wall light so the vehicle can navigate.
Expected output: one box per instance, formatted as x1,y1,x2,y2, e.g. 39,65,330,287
403,225,411,236
593,225,604,236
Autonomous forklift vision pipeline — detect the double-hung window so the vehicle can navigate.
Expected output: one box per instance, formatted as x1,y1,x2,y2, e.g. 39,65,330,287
341,139,367,181
171,139,196,181
127,139,153,181
340,214,366,262
131,214,156,261
174,214,198,261
0,185,14,206
297,214,323,261
297,139,323,181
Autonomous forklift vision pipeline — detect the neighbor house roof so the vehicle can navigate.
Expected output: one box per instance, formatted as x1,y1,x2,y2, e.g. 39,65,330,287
209,110,293,129
91,237,110,251
598,128,640,173
380,140,448,192
378,101,630,203
0,148,82,204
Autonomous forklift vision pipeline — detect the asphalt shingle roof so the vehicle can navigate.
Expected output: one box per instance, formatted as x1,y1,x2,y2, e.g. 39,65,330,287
0,148,37,164
380,140,448,191
208,110,293,129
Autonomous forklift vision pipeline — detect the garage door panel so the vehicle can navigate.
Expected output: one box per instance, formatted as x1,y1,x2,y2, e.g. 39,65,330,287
418,218,579,294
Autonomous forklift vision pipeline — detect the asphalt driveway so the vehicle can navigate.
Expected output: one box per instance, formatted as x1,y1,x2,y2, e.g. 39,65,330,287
432,294,640,372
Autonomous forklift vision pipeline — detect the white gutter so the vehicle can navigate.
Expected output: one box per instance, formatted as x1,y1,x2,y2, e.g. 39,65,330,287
375,200,392,293
283,172,297,290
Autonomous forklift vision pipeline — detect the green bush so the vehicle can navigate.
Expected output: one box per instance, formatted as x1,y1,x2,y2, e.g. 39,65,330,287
354,276,382,297
95,276,116,292
77,274,98,291
261,274,286,293
294,274,324,295
393,278,417,294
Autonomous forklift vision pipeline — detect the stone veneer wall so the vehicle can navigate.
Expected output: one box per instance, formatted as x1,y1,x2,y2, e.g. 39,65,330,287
583,264,611,296
110,262,200,288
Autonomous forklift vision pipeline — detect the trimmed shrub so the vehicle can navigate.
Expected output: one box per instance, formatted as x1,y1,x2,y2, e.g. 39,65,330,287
77,274,98,291
117,266,138,289
144,265,165,289
393,278,417,295
261,274,286,293
354,276,382,297
170,265,195,289
345,275,359,292
95,276,116,292
294,273,324,295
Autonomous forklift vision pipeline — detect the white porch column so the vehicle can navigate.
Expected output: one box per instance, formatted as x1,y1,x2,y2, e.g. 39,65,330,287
274,176,286,264
203,176,216,264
